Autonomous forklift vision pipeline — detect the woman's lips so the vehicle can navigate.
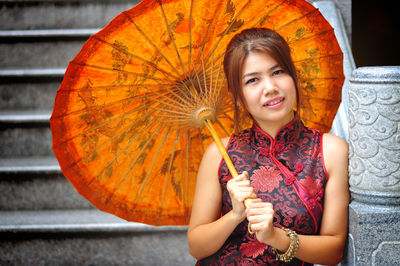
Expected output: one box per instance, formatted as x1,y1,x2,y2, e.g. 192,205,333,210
264,97,284,109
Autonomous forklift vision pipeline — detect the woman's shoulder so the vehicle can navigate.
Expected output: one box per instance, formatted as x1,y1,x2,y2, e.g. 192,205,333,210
322,133,349,175
322,133,348,154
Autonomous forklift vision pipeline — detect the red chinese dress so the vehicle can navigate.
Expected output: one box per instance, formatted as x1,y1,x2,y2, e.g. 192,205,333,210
197,118,327,265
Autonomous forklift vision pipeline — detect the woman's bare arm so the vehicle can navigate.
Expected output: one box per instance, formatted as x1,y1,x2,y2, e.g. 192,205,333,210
187,139,255,260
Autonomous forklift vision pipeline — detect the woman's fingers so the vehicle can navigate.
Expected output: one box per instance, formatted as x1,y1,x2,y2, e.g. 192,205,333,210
247,201,274,234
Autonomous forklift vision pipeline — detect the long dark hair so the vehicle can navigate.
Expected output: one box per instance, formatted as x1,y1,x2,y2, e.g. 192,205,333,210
223,28,301,132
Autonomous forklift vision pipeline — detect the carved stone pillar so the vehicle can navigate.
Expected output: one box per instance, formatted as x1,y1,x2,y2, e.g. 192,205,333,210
346,66,400,265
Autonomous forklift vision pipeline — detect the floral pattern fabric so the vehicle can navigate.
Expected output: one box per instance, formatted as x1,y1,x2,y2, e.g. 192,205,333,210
197,118,327,265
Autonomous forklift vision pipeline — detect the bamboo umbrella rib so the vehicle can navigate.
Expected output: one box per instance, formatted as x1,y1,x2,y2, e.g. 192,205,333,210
254,0,288,27
51,89,167,120
207,54,215,104
158,0,188,78
94,120,159,190
70,62,168,83
53,106,156,160
213,55,226,101
221,112,235,123
82,115,156,171
197,127,207,154
188,0,194,76
293,53,343,65
286,28,336,46
122,11,182,78
159,129,181,224
134,124,171,206
57,83,167,93
201,0,252,71
215,118,230,137
210,53,221,103
104,124,167,205
91,35,179,83
192,0,225,75
147,93,191,112
184,129,190,215
201,0,286,71
275,8,321,33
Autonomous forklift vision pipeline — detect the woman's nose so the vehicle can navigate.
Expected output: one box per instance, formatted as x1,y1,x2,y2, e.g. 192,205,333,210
262,78,278,95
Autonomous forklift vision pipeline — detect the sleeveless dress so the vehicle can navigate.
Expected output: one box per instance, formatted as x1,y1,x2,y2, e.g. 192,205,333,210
197,118,327,265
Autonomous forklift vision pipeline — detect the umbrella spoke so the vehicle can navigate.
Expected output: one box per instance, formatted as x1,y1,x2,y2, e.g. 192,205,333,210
201,0,252,70
71,61,169,83
293,52,343,65
53,103,156,149
58,83,167,93
215,118,231,137
103,123,165,205
52,90,167,119
201,0,286,71
191,0,225,76
92,35,179,83
158,0,188,77
134,125,171,206
122,11,182,77
159,129,181,224
184,129,191,214
275,8,320,33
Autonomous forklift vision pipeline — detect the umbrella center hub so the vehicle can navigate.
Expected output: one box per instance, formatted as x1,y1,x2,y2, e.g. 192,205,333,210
196,107,216,126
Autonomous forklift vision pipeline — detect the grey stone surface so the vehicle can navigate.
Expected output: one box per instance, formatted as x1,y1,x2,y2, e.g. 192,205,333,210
0,80,59,110
0,231,196,266
347,201,400,266
0,40,85,68
347,66,400,265
0,172,94,210
348,66,400,202
0,127,53,157
0,2,138,30
0,210,196,265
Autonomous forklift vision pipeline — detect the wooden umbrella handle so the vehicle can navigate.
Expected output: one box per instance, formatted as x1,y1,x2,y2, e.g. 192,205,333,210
204,119,253,209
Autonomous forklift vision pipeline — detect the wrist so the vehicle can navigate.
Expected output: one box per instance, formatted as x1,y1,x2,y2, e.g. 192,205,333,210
266,227,289,251
228,209,245,224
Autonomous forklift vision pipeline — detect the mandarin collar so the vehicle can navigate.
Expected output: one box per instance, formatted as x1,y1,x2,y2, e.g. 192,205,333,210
250,117,302,154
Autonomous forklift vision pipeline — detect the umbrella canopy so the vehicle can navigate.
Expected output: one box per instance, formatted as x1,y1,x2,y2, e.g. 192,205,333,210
51,0,344,225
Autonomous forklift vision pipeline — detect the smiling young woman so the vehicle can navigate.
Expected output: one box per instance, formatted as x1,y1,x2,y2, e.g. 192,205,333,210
240,52,296,137
187,28,349,265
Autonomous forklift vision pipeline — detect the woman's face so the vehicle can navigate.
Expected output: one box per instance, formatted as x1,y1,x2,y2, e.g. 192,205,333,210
241,51,296,133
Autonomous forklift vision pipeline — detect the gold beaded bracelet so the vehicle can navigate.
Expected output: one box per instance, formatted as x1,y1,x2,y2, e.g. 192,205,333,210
272,228,299,262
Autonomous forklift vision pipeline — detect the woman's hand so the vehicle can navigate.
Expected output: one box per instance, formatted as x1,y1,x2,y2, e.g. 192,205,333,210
227,171,256,221
246,198,276,244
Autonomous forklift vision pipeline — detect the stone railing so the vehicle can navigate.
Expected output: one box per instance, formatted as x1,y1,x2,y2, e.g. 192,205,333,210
346,66,400,265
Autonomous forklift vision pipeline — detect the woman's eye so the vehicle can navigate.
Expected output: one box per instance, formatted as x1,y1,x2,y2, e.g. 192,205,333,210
272,69,285,76
245,78,257,85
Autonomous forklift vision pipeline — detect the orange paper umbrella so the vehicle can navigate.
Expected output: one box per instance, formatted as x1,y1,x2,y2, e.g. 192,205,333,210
50,0,344,225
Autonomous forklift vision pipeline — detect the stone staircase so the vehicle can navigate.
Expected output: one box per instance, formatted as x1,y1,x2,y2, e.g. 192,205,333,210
0,1,195,265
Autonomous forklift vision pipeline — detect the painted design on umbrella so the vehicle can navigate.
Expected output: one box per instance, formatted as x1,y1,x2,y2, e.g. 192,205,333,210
50,0,344,225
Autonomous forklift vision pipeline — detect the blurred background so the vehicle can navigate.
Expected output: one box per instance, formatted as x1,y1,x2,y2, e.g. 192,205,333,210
352,0,400,66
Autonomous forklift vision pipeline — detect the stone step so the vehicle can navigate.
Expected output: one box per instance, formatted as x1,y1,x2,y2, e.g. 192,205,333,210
0,29,101,69
0,69,62,110
0,209,195,265
0,110,52,157
0,1,137,30
0,156,93,210
1,37,86,69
